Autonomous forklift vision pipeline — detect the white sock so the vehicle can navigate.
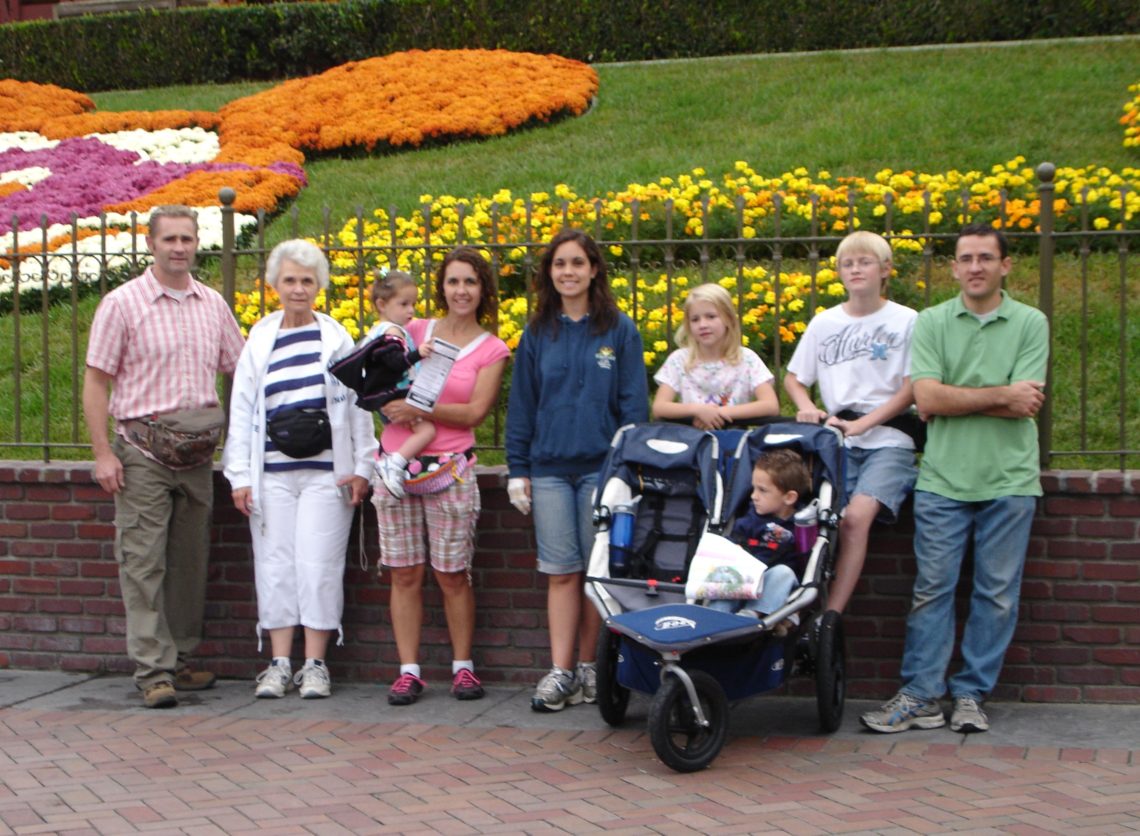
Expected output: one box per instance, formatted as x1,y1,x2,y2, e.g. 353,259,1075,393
272,656,291,671
400,663,421,679
306,658,324,668
452,660,474,675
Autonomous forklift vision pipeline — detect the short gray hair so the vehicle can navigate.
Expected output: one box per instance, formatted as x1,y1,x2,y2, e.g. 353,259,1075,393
265,239,330,291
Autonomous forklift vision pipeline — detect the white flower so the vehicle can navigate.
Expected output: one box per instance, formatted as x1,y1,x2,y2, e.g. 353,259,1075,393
90,127,220,164
0,131,59,153
0,166,52,187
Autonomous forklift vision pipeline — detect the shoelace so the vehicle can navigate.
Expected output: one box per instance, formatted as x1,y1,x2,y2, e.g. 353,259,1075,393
453,669,480,688
391,673,422,693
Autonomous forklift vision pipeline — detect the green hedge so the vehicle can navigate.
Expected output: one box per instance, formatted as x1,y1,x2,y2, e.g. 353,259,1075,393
1,0,1137,91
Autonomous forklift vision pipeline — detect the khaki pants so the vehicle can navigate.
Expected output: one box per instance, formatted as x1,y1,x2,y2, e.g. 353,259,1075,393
112,437,213,688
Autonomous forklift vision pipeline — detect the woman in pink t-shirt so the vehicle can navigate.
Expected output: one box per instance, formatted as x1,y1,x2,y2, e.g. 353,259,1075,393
371,247,510,707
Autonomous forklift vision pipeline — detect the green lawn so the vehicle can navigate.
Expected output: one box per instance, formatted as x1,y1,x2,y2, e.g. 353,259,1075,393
91,38,1140,229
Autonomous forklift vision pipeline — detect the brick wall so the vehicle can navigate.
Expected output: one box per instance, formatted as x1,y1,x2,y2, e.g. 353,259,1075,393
1,462,1137,702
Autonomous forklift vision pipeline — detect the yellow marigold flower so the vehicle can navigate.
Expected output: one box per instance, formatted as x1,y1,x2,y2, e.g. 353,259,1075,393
1094,216,1110,230
827,282,846,297
653,340,668,352
643,351,656,366
609,244,624,257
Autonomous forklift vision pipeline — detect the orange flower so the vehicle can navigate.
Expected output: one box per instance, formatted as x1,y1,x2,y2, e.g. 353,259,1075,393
37,110,221,139
0,79,93,132
106,169,303,214
215,49,598,166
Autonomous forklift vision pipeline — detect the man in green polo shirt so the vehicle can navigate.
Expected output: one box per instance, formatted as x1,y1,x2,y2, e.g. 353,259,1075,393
861,223,1048,736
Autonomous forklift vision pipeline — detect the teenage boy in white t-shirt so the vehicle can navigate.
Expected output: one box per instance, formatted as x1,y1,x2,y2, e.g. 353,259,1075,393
784,231,919,614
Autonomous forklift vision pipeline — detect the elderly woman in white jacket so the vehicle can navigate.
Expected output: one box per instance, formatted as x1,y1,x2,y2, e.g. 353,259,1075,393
223,240,377,700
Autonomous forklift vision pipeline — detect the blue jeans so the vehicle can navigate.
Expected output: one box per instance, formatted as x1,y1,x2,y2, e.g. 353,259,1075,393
531,473,598,575
899,490,1037,702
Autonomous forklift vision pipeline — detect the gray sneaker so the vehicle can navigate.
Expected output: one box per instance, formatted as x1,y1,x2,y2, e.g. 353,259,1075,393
531,666,583,712
294,661,331,699
950,696,989,733
255,662,292,699
860,691,946,733
577,661,597,704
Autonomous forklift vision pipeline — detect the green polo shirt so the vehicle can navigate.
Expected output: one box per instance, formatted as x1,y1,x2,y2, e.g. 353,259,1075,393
910,290,1049,501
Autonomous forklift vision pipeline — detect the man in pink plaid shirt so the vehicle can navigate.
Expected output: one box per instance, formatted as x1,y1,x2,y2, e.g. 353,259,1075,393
83,205,245,709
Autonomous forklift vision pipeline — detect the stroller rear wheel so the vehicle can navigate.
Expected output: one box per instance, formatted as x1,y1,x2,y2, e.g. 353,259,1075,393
648,669,728,772
815,609,846,732
595,628,630,726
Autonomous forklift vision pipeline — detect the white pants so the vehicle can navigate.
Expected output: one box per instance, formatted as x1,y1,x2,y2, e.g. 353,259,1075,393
250,469,354,636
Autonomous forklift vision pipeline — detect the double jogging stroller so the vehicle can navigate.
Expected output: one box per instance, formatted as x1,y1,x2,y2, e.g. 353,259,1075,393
584,421,847,772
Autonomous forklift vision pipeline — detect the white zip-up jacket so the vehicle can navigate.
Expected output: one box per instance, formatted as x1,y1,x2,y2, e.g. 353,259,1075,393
222,311,378,507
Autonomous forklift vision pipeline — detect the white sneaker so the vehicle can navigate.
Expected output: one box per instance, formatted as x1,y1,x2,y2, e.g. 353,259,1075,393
254,662,291,699
291,656,332,697
376,455,407,499
531,666,582,712
294,661,331,699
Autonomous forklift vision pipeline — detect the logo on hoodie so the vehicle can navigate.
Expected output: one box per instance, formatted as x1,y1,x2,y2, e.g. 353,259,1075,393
595,346,615,370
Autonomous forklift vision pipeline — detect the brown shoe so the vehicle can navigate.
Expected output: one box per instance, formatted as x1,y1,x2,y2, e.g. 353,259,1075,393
143,681,178,709
174,668,216,691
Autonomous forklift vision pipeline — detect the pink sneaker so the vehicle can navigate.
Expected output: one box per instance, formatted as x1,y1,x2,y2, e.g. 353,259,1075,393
387,672,425,706
451,668,484,701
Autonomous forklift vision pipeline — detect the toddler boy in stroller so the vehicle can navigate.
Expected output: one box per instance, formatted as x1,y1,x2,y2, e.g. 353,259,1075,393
703,448,812,635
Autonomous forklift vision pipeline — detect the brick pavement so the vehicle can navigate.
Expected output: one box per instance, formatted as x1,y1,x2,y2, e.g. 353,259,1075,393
2,698,1139,834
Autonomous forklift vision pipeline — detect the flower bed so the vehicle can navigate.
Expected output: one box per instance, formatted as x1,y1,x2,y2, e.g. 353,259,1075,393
0,49,599,303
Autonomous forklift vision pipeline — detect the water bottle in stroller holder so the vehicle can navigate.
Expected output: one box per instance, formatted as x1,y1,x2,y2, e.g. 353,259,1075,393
793,498,820,554
609,501,638,578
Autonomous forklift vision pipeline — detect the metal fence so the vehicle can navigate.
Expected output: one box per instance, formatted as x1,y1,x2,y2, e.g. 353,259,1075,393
2,165,1136,468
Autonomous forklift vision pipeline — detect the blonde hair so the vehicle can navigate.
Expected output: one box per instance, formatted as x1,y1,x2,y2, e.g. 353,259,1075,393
675,283,743,370
835,231,893,290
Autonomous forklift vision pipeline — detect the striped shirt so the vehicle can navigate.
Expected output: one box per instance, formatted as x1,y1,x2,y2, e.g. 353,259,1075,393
86,267,244,421
263,324,333,472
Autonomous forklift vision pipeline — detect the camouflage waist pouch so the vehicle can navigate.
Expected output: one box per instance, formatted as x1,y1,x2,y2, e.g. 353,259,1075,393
123,406,225,469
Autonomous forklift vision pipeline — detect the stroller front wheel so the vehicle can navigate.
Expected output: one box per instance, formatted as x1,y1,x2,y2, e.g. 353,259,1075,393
815,609,846,732
648,669,728,772
595,628,630,726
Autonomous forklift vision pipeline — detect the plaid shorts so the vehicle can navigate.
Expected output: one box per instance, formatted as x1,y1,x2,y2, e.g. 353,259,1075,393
371,473,480,575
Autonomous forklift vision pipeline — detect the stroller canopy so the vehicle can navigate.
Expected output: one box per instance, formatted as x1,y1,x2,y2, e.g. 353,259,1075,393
720,422,847,528
594,422,720,519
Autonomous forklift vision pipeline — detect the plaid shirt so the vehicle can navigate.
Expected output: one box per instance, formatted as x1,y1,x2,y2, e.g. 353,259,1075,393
86,268,245,423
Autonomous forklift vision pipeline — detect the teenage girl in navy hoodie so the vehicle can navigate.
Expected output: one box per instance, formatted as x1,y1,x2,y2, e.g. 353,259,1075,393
506,228,649,712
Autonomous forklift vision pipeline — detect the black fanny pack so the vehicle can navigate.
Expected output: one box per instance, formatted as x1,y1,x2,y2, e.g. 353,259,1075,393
266,408,332,459
836,409,926,452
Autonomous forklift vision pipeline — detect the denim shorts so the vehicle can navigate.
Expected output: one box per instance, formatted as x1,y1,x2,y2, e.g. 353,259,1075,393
845,445,918,523
531,473,598,575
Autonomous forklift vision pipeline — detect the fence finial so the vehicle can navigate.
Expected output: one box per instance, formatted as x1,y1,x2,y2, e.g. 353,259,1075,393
1036,162,1056,184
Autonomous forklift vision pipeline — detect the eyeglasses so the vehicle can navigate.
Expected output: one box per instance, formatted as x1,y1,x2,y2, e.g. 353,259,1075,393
955,253,1001,266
